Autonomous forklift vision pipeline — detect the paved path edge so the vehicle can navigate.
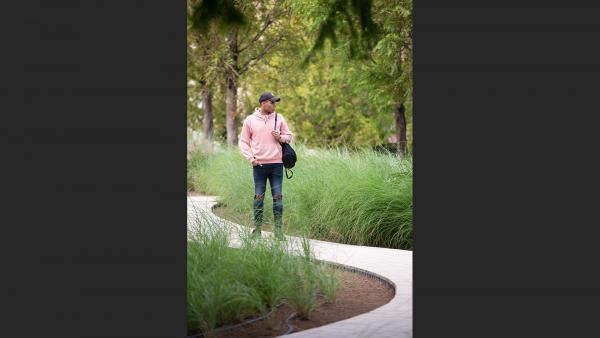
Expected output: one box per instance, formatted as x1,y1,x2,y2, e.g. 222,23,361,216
187,195,413,338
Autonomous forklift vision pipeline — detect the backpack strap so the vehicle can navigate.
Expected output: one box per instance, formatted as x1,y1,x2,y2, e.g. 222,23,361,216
276,113,292,179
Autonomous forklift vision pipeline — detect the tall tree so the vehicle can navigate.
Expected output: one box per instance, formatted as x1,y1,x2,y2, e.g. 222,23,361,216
201,86,214,140
368,0,412,155
395,103,407,154
188,0,413,151
191,0,293,145
188,0,228,141
282,0,412,151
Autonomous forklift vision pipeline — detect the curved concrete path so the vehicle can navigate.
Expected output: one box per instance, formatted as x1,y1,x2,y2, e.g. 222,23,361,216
187,195,412,338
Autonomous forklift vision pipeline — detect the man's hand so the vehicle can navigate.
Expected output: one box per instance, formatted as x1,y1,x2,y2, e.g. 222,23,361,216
252,159,261,167
271,130,281,141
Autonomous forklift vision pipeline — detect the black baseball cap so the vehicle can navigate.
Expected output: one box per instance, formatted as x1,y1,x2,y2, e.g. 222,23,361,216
259,92,281,104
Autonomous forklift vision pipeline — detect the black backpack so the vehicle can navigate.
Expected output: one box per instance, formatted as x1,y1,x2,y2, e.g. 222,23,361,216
274,114,296,179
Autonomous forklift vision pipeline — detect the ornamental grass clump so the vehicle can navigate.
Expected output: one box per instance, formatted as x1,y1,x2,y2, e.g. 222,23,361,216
188,144,412,249
187,207,339,335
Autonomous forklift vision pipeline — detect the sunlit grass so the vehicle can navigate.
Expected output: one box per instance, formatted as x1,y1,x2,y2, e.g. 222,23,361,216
187,207,338,335
188,144,413,249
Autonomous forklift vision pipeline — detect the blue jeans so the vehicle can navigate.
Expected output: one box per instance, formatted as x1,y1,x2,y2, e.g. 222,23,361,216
253,163,283,229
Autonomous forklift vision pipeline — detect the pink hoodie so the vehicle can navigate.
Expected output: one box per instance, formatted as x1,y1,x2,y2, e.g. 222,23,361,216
239,108,294,164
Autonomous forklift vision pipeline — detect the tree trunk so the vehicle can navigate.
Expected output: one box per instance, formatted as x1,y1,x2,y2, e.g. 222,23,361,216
225,30,239,146
395,104,407,156
202,90,213,141
225,74,238,145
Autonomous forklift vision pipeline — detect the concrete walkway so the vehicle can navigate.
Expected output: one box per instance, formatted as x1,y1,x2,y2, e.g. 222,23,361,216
187,195,412,338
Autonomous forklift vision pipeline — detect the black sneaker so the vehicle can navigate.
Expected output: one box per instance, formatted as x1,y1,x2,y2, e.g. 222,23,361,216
251,227,262,238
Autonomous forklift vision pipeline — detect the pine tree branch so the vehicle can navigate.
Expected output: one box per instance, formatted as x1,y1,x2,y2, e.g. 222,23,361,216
238,33,284,75
224,60,241,79
238,15,274,53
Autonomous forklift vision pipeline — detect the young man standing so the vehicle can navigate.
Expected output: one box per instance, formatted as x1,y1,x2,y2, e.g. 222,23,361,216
239,92,294,238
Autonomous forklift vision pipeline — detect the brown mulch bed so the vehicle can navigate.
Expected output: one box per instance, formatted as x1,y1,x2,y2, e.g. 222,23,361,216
195,269,394,338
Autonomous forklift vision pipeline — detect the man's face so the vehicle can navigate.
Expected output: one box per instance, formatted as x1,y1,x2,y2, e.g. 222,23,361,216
261,99,276,113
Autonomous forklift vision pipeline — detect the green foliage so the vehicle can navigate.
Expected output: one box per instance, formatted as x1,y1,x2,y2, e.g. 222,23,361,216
235,0,412,149
293,0,380,63
282,260,318,319
315,266,339,302
187,150,210,191
188,145,413,249
188,0,413,150
189,0,247,32
187,208,339,333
